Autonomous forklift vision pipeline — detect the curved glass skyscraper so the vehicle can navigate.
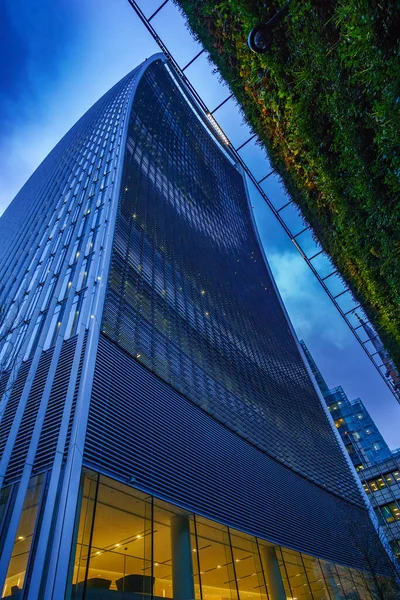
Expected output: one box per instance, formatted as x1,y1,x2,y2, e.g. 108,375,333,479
0,54,395,599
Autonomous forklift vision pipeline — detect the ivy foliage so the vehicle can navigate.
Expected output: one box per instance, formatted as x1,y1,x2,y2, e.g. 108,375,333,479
174,0,400,369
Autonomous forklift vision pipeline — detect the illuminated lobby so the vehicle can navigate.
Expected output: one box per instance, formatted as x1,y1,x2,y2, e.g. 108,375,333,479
61,471,377,600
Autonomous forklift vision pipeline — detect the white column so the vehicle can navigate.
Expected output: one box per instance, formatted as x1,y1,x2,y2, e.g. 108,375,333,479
170,515,195,600
260,544,286,600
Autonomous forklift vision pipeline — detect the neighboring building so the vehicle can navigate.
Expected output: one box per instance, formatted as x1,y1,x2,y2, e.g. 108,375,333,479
0,54,395,599
362,456,400,561
301,340,400,561
355,314,400,398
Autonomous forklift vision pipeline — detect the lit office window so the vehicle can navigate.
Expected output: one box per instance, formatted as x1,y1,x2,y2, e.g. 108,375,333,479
378,503,400,524
195,517,238,600
69,471,391,600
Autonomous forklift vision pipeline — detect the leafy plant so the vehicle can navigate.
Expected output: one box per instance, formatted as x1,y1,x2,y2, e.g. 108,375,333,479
174,0,400,369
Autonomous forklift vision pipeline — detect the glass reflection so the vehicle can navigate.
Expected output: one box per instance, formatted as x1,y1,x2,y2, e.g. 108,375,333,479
302,554,328,599
335,565,361,599
273,546,292,599
153,499,174,599
71,475,152,598
0,485,11,537
350,568,373,600
229,531,267,600
319,559,343,599
2,474,44,599
195,517,238,600
72,472,98,597
277,547,311,600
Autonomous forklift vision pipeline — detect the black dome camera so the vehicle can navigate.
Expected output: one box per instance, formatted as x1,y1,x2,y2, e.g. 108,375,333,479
248,2,291,54
248,24,274,54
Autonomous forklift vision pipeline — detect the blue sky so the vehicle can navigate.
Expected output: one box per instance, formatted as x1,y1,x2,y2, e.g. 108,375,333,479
1,0,399,447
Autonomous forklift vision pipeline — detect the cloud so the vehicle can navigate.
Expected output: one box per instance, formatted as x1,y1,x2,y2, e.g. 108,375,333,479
0,0,87,215
0,0,156,217
267,250,349,348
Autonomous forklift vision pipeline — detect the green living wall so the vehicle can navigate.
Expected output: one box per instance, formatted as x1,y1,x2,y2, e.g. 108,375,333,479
174,0,400,369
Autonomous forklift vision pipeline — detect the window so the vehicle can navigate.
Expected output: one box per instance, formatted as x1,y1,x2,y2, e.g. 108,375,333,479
0,485,12,538
196,517,238,600
71,474,152,599
24,313,45,360
366,470,400,492
277,547,310,598
302,553,328,599
377,502,400,524
43,302,65,350
70,471,388,600
230,531,267,600
345,444,356,455
370,477,386,491
387,471,400,485
2,475,45,598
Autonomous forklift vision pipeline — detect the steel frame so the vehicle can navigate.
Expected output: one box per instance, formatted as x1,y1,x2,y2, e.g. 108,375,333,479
126,0,400,403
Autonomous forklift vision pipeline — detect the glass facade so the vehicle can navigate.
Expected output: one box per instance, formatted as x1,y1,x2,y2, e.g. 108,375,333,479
69,471,385,600
300,341,392,470
2,474,44,598
0,55,397,598
326,389,391,470
361,459,400,561
102,60,360,505
0,64,143,486
363,470,400,494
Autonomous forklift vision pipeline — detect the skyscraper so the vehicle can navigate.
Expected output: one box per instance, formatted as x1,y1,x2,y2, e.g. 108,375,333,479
300,341,393,469
0,54,395,599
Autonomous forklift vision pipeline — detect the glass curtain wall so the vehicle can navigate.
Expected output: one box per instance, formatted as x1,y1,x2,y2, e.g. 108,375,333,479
67,471,387,600
1,474,45,599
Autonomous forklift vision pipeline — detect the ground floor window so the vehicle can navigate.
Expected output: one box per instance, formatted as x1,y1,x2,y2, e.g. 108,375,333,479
1,474,45,599
67,470,392,600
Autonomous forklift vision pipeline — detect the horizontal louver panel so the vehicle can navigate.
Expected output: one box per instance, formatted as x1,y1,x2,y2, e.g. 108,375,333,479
101,60,362,506
85,334,379,572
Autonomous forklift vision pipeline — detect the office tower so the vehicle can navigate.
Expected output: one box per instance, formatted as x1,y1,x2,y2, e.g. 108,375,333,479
301,340,400,562
363,453,400,562
0,54,395,600
300,341,392,469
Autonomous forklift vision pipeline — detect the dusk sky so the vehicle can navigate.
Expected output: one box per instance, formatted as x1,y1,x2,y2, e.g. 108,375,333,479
1,0,400,447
